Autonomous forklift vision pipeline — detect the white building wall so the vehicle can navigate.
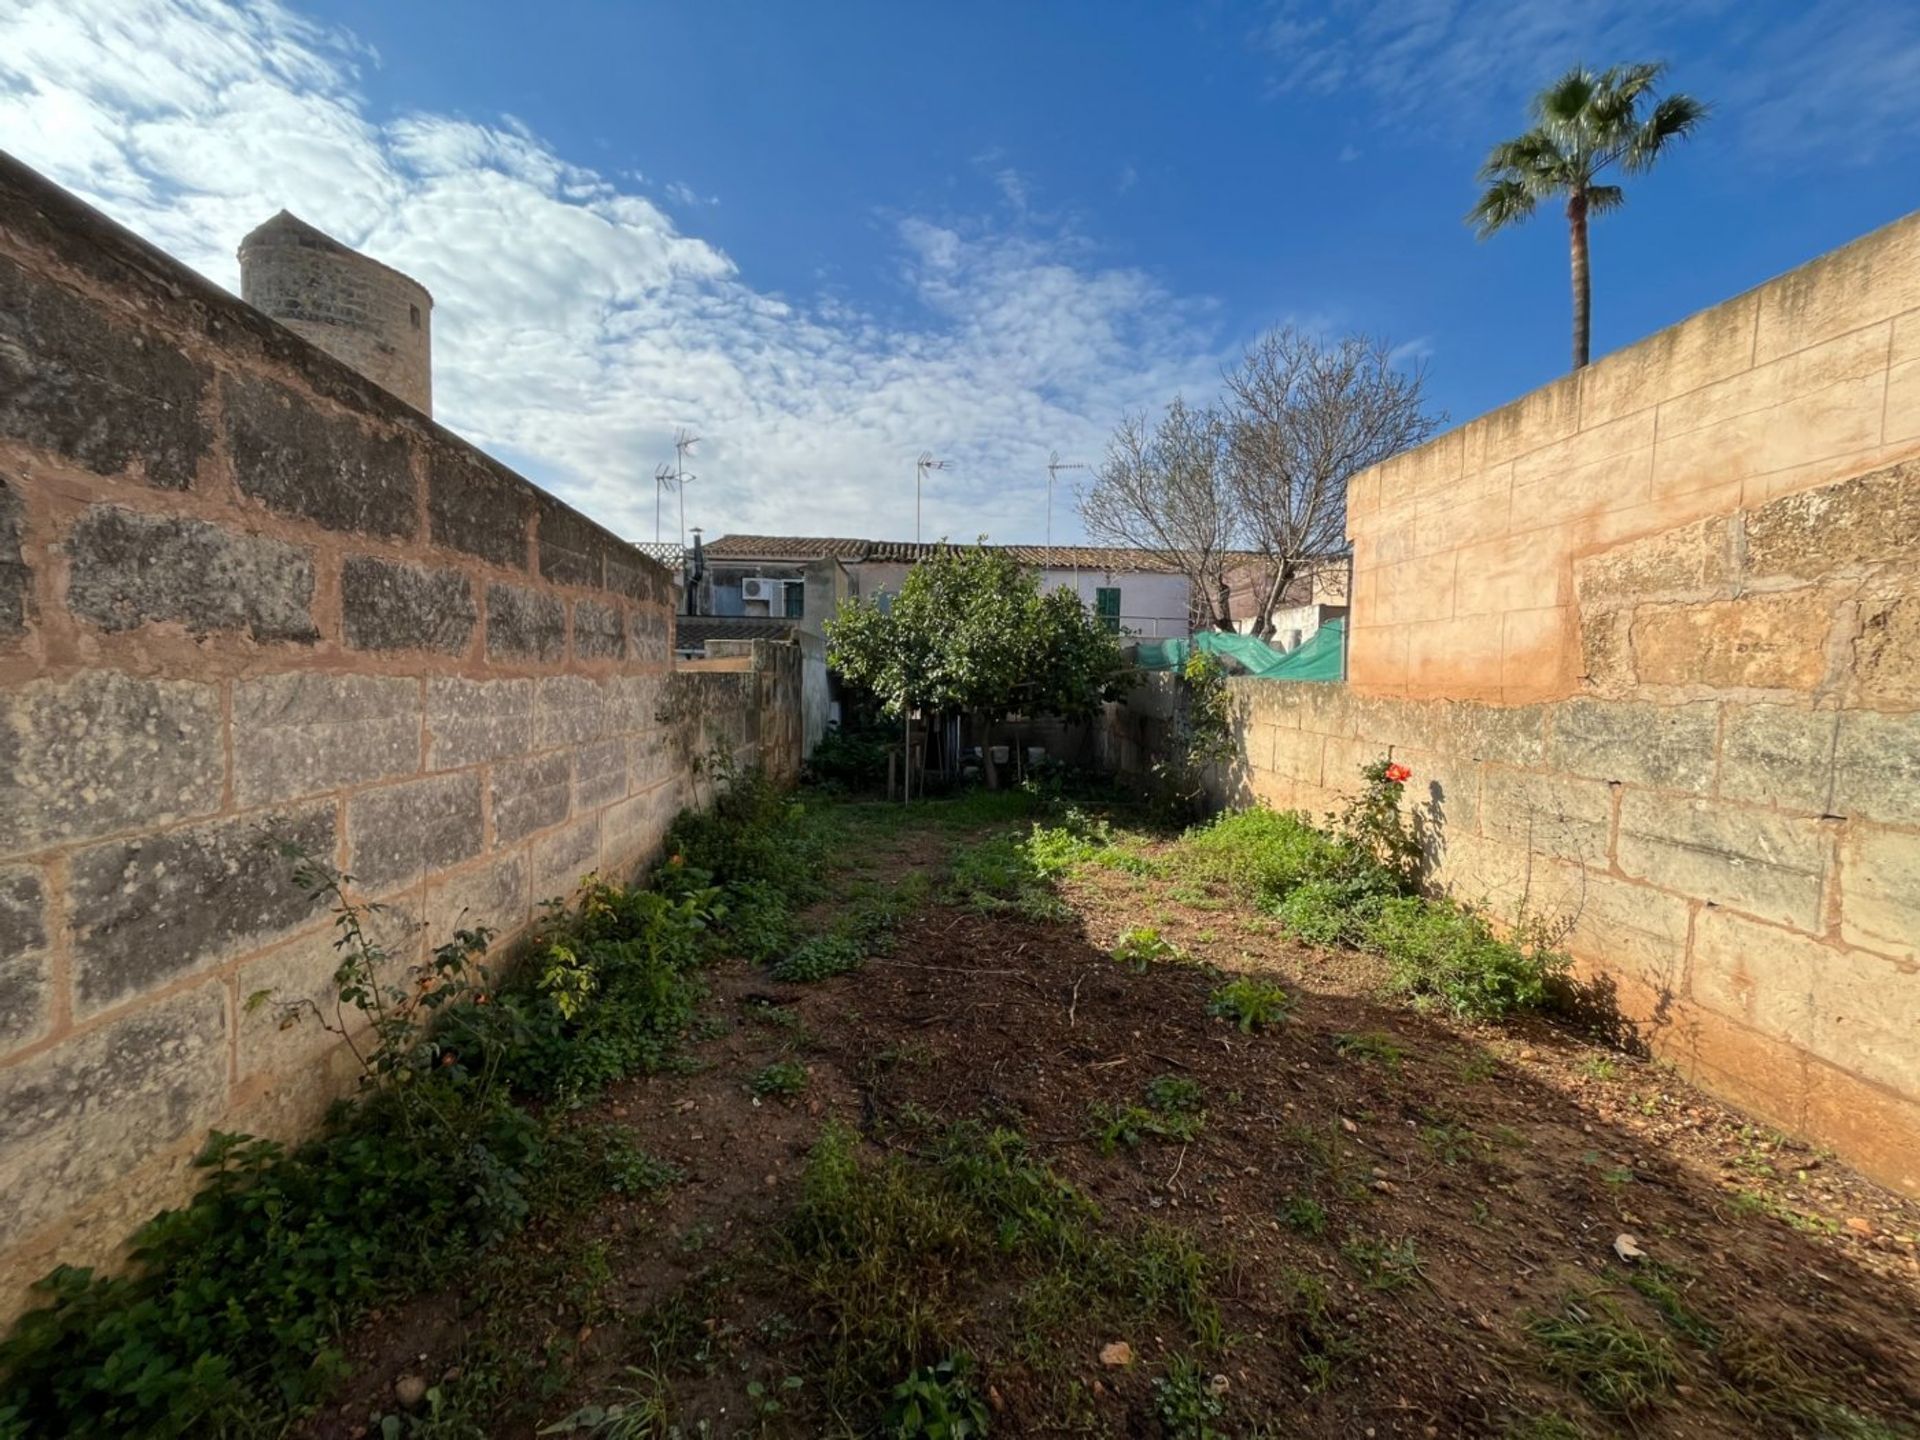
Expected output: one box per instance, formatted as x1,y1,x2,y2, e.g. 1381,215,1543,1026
1038,567,1189,638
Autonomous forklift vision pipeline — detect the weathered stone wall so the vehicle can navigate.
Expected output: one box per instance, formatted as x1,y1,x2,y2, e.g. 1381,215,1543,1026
1345,208,1920,702
1103,467,1920,1201
0,154,802,1317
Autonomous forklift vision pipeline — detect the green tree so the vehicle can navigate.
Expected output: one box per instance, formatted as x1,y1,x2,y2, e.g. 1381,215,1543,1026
824,545,1125,787
1468,63,1708,370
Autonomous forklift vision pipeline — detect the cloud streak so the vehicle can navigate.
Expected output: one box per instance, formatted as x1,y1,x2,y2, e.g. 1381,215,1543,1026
0,0,1228,545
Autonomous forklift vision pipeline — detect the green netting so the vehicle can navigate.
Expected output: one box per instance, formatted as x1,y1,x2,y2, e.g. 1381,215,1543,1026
1134,619,1345,682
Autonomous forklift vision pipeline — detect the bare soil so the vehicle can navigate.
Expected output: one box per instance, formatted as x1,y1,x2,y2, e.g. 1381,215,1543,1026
303,799,1920,1439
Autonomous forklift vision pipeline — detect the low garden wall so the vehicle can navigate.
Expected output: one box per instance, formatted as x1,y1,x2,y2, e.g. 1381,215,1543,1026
0,155,802,1317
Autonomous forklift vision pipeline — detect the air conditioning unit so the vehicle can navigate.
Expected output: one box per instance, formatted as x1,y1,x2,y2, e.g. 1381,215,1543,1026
741,577,782,603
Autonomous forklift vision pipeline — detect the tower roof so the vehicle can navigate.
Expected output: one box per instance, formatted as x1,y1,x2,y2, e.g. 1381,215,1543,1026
237,210,433,303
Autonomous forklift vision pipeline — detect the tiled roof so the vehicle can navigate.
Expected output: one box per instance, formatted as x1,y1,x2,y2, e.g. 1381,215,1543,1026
702,534,1243,574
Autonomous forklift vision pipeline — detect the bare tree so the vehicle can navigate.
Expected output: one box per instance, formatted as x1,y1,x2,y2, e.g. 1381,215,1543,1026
1224,328,1442,638
1079,397,1240,631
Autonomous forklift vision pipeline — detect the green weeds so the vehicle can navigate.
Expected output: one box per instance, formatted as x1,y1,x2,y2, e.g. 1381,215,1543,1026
1526,1292,1679,1418
1087,1075,1207,1153
1207,977,1293,1032
750,1060,810,1099
1111,925,1185,970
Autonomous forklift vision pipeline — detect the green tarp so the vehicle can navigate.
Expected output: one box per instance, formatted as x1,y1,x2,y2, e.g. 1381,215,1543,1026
1133,619,1345,682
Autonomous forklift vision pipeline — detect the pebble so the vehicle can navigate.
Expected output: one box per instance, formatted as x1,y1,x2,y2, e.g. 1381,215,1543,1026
1846,1216,1874,1238
1099,1341,1134,1367
394,1375,428,1409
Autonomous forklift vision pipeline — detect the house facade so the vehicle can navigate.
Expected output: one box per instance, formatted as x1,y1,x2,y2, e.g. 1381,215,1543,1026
694,536,1197,639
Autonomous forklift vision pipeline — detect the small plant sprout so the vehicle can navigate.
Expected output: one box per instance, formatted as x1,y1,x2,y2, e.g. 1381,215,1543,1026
750,1060,809,1099
1111,925,1184,971
1207,977,1292,1032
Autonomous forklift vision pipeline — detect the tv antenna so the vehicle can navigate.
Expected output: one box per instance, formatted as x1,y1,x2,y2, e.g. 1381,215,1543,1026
915,452,951,545
653,463,676,544
673,428,700,549
1046,451,1087,589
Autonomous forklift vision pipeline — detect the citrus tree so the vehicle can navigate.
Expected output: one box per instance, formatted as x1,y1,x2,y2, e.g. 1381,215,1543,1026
825,545,1126,787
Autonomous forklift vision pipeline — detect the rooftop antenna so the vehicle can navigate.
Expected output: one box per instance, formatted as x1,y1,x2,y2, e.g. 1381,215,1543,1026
1047,450,1088,595
652,463,676,545
915,451,951,546
673,428,700,549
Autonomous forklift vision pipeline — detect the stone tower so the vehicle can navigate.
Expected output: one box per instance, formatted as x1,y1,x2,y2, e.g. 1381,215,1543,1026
238,212,433,415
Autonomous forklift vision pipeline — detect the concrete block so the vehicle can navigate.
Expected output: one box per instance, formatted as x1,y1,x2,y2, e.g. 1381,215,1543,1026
1578,610,1635,695
0,476,32,639
535,494,607,588
1831,709,1920,827
1806,945,1920,1098
0,670,223,854
1751,212,1920,364
1653,362,1887,500
1460,373,1581,472
1428,699,1548,766
1573,514,1738,609
573,737,628,811
426,677,532,769
627,722,683,795
1839,825,1920,963
1557,866,1692,998
485,581,566,662
1266,726,1325,787
1803,1058,1920,1197
0,981,228,1253
1617,791,1829,930
1407,614,1504,699
1548,697,1717,792
1452,530,1567,617
605,548,672,606
1479,766,1613,865
348,770,483,893
65,506,318,643
0,864,50,1049
628,605,671,664
234,673,420,806
67,800,335,1015
0,255,211,490
427,445,530,568
1689,907,1818,1048
224,374,414,537
604,780,680,866
1631,589,1834,691
235,904,417,1079
533,814,600,902
491,751,570,843
1579,288,1760,428
341,554,476,654
1718,704,1839,814
1501,607,1571,698
424,848,531,952
534,675,615,748
572,597,625,661
1743,460,1920,583
1854,591,1920,707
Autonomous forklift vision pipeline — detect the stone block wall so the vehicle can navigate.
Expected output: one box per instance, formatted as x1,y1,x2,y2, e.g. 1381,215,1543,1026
0,155,803,1317
1345,207,1920,703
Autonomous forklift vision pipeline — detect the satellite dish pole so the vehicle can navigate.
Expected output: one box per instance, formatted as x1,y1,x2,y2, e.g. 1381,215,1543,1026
674,428,700,550
915,451,951,547
1046,450,1087,595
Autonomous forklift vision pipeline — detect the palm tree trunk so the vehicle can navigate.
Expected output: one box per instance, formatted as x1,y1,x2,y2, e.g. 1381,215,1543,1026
1568,188,1591,370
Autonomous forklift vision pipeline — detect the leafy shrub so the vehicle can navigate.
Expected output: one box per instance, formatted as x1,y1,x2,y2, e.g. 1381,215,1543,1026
805,724,894,789
1362,896,1567,1020
772,934,865,983
885,1355,991,1439
1088,1074,1206,1154
1207,977,1293,1032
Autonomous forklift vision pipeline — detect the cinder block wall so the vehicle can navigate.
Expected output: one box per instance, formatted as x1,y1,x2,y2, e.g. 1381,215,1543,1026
0,155,802,1316
1346,208,1920,702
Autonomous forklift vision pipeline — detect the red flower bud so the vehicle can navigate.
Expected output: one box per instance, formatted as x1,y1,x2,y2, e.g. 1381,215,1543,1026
1384,763,1412,784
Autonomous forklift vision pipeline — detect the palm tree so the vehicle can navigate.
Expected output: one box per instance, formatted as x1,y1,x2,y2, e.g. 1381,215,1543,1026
1469,63,1708,370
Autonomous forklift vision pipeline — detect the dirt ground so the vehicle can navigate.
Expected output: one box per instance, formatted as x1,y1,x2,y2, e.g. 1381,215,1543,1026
301,796,1920,1440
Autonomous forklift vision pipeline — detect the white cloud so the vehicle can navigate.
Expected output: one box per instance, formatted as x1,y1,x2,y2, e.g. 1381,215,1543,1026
0,0,1227,546
1250,0,1920,163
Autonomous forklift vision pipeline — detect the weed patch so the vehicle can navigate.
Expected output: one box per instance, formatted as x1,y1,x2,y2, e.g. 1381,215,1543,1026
1088,1075,1207,1153
1526,1291,1679,1418
1207,977,1293,1032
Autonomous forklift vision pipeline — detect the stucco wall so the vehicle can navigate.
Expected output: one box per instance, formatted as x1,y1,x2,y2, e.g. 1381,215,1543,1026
1345,208,1920,703
0,154,803,1317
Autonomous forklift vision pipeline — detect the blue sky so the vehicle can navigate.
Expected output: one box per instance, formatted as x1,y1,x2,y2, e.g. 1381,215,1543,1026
2,1,1915,545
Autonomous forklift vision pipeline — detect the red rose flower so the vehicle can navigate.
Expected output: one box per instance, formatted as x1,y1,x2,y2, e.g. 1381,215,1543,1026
1384,763,1411,784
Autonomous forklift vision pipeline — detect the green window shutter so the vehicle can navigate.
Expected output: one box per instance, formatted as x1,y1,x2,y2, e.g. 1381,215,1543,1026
1095,587,1121,632
785,582,804,618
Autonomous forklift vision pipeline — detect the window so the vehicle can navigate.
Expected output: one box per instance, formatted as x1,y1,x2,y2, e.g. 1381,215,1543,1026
785,582,805,619
409,303,422,329
1094,586,1121,633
